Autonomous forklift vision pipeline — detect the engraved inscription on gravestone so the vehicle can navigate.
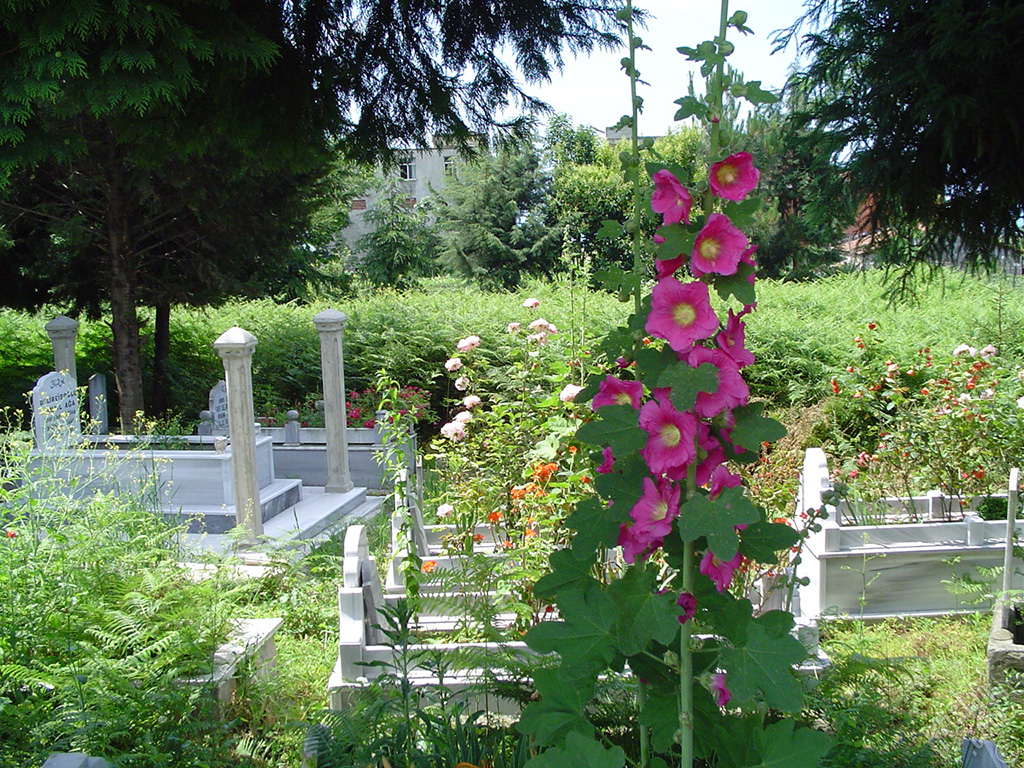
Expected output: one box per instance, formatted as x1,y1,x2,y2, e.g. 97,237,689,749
32,371,81,448
209,380,229,430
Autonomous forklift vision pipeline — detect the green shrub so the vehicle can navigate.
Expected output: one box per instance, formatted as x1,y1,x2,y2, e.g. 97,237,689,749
0,442,242,767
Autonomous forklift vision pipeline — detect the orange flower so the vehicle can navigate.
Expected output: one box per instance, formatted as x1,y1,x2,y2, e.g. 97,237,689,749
473,533,485,543
510,487,527,500
569,445,578,454
488,510,503,523
532,462,558,482
524,528,537,537
421,560,437,573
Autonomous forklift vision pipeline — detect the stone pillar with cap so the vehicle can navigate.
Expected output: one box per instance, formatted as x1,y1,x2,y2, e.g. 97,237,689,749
312,309,354,493
45,315,79,382
213,326,263,544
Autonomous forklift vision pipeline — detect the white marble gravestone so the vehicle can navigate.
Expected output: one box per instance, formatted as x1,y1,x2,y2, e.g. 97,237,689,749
32,371,81,448
209,380,229,430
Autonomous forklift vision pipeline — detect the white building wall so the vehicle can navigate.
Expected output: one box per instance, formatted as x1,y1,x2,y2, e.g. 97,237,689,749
340,145,459,257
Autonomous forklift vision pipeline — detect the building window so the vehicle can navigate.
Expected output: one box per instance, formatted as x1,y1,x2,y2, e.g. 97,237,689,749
444,156,457,177
351,199,367,211
399,160,417,180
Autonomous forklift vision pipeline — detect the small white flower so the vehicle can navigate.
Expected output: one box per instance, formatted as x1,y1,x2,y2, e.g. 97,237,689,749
462,394,482,409
457,335,481,353
436,503,454,518
507,322,521,333
453,410,473,424
444,357,463,372
522,297,540,309
559,384,584,403
980,344,998,359
953,344,976,358
454,376,470,392
440,421,466,441
1016,395,1024,410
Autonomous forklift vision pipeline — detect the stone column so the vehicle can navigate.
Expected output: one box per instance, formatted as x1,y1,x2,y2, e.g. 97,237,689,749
213,327,262,544
312,309,354,493
45,315,79,382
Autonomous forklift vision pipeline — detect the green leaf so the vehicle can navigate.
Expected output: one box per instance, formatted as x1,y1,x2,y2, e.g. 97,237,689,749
657,361,719,412
518,668,595,746
677,487,759,559
594,266,642,301
718,718,831,768
654,223,697,261
742,80,780,106
713,263,757,306
673,95,709,121
525,587,620,673
739,521,799,563
729,403,787,454
576,404,645,457
597,219,625,240
526,731,626,768
634,345,677,390
719,623,808,713
565,497,624,560
609,566,680,656
534,547,598,600
638,688,678,751
593,453,648,521
724,196,762,228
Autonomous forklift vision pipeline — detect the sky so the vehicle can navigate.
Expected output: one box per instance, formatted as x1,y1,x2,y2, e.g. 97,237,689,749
521,0,810,136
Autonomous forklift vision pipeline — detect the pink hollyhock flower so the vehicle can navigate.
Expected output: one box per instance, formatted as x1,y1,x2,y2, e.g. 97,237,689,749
526,332,547,344
597,446,615,474
700,550,744,593
665,423,725,486
710,673,732,707
593,376,644,410
741,244,757,286
655,254,685,280
696,425,727,486
646,277,719,352
436,503,454,518
507,322,521,333
463,394,482,409
454,376,470,391
523,297,540,309
639,397,699,476
457,335,481,352
651,169,693,225
560,383,584,402
716,309,755,368
710,465,743,499
709,151,759,202
691,213,748,278
980,344,998,359
440,421,467,441
620,477,680,563
445,357,463,372
453,410,473,424
686,346,750,418
677,592,696,624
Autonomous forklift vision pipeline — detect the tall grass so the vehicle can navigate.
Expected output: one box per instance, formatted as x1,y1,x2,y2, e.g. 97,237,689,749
4,269,1024,423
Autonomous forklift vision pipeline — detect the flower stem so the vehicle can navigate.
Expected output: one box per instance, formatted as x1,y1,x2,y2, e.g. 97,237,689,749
639,680,650,767
680,453,698,768
706,0,730,216
626,0,645,320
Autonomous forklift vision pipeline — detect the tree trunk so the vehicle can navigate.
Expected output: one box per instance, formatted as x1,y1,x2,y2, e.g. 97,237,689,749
104,140,145,432
152,301,171,416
